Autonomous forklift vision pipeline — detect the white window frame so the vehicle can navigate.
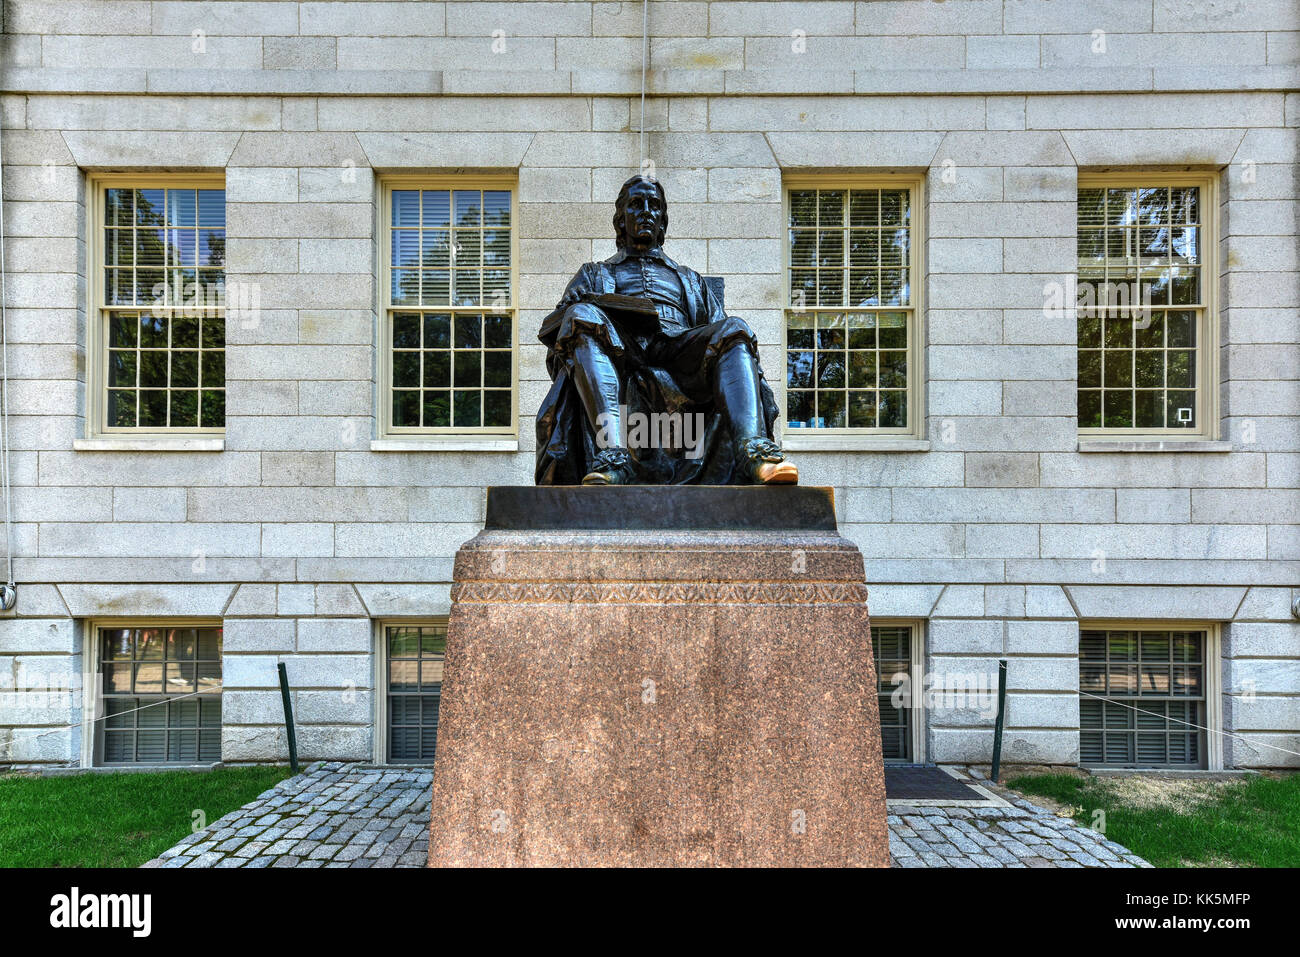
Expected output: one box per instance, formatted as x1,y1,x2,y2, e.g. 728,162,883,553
1075,170,1221,443
376,175,519,446
874,618,927,764
85,174,227,442
780,174,927,451
81,618,224,769
373,617,448,766
1076,620,1223,771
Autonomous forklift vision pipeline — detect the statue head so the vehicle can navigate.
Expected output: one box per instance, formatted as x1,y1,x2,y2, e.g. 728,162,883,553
613,175,668,252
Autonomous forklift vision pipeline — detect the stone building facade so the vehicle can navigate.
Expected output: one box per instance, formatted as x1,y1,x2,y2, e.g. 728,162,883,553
0,1,1296,771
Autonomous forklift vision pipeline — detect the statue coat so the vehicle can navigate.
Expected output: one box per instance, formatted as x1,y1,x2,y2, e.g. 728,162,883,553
535,249,779,485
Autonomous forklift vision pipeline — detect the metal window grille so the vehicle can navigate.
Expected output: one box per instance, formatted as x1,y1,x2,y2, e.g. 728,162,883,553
387,623,445,763
1079,628,1206,768
98,626,223,764
874,625,913,762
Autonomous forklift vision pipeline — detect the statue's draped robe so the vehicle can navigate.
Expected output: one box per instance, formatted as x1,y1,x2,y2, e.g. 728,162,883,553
535,249,779,485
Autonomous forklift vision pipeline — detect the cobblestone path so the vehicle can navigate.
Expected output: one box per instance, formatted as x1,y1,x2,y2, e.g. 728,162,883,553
887,802,1150,868
145,762,432,868
146,761,1149,868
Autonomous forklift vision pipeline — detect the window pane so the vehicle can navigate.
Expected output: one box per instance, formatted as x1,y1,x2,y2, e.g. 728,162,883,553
387,624,446,764
388,186,515,433
819,390,846,428
873,626,912,762
393,352,420,388
787,389,813,426
878,391,906,428
483,390,510,427
483,314,511,349
484,351,511,388
423,391,451,427
169,390,199,427
787,185,912,431
1078,629,1206,769
1078,182,1203,433
101,186,225,431
483,190,510,227
453,350,481,388
818,190,844,226
393,390,419,427
424,269,452,305
789,190,817,227
453,190,481,227
392,229,420,268
424,350,451,388
197,190,225,228
453,389,481,428
848,390,877,427
393,190,420,227
848,190,879,227
98,626,222,765
815,352,844,389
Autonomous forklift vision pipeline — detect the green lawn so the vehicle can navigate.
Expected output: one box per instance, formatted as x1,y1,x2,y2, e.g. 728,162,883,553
1005,772,1300,868
0,766,291,868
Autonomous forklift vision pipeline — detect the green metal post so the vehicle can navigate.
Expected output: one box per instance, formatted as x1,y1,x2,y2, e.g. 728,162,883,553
990,659,1008,783
278,662,299,774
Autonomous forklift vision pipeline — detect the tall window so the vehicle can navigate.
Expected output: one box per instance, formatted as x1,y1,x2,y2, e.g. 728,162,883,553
1077,175,1215,435
784,178,920,434
1079,628,1207,768
97,625,223,765
383,180,516,435
96,180,226,432
385,622,445,764
873,624,916,762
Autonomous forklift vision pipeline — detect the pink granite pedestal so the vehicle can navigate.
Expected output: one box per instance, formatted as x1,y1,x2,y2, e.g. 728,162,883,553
427,486,889,867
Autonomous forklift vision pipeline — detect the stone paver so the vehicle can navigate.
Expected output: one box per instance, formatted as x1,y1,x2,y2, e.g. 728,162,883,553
146,761,1150,868
143,762,432,869
887,798,1151,868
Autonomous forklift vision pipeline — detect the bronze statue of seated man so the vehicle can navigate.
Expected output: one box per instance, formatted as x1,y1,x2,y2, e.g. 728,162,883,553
535,174,798,487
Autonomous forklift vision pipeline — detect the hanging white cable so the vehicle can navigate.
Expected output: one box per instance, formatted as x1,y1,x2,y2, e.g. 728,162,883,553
0,122,15,610
639,0,648,169
9,688,213,745
1078,688,1300,760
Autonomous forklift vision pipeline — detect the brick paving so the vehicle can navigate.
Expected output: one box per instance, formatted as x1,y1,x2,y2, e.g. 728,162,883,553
146,761,1149,868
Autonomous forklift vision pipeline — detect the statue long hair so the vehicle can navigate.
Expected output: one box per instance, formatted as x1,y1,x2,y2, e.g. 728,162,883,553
613,174,668,250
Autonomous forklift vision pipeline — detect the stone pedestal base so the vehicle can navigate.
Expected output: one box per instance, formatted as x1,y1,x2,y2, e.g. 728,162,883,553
427,487,888,867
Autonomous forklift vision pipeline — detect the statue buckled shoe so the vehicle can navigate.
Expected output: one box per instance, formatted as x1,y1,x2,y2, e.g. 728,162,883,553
582,448,637,486
738,437,798,486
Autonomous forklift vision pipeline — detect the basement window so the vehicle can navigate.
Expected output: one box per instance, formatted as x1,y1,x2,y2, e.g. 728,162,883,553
1079,627,1207,768
384,622,445,764
96,625,223,765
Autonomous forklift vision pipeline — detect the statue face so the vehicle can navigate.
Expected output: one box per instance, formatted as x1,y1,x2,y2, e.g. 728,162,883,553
619,180,666,251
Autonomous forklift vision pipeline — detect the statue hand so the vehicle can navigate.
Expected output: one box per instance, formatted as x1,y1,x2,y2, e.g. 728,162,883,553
557,285,586,311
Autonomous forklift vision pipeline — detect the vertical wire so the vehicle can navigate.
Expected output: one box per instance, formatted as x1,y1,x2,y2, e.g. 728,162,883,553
640,0,648,167
0,127,12,588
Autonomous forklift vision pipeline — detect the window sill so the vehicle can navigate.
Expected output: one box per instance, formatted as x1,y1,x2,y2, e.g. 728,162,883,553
1076,439,1232,453
370,437,520,453
780,435,930,453
74,437,225,452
